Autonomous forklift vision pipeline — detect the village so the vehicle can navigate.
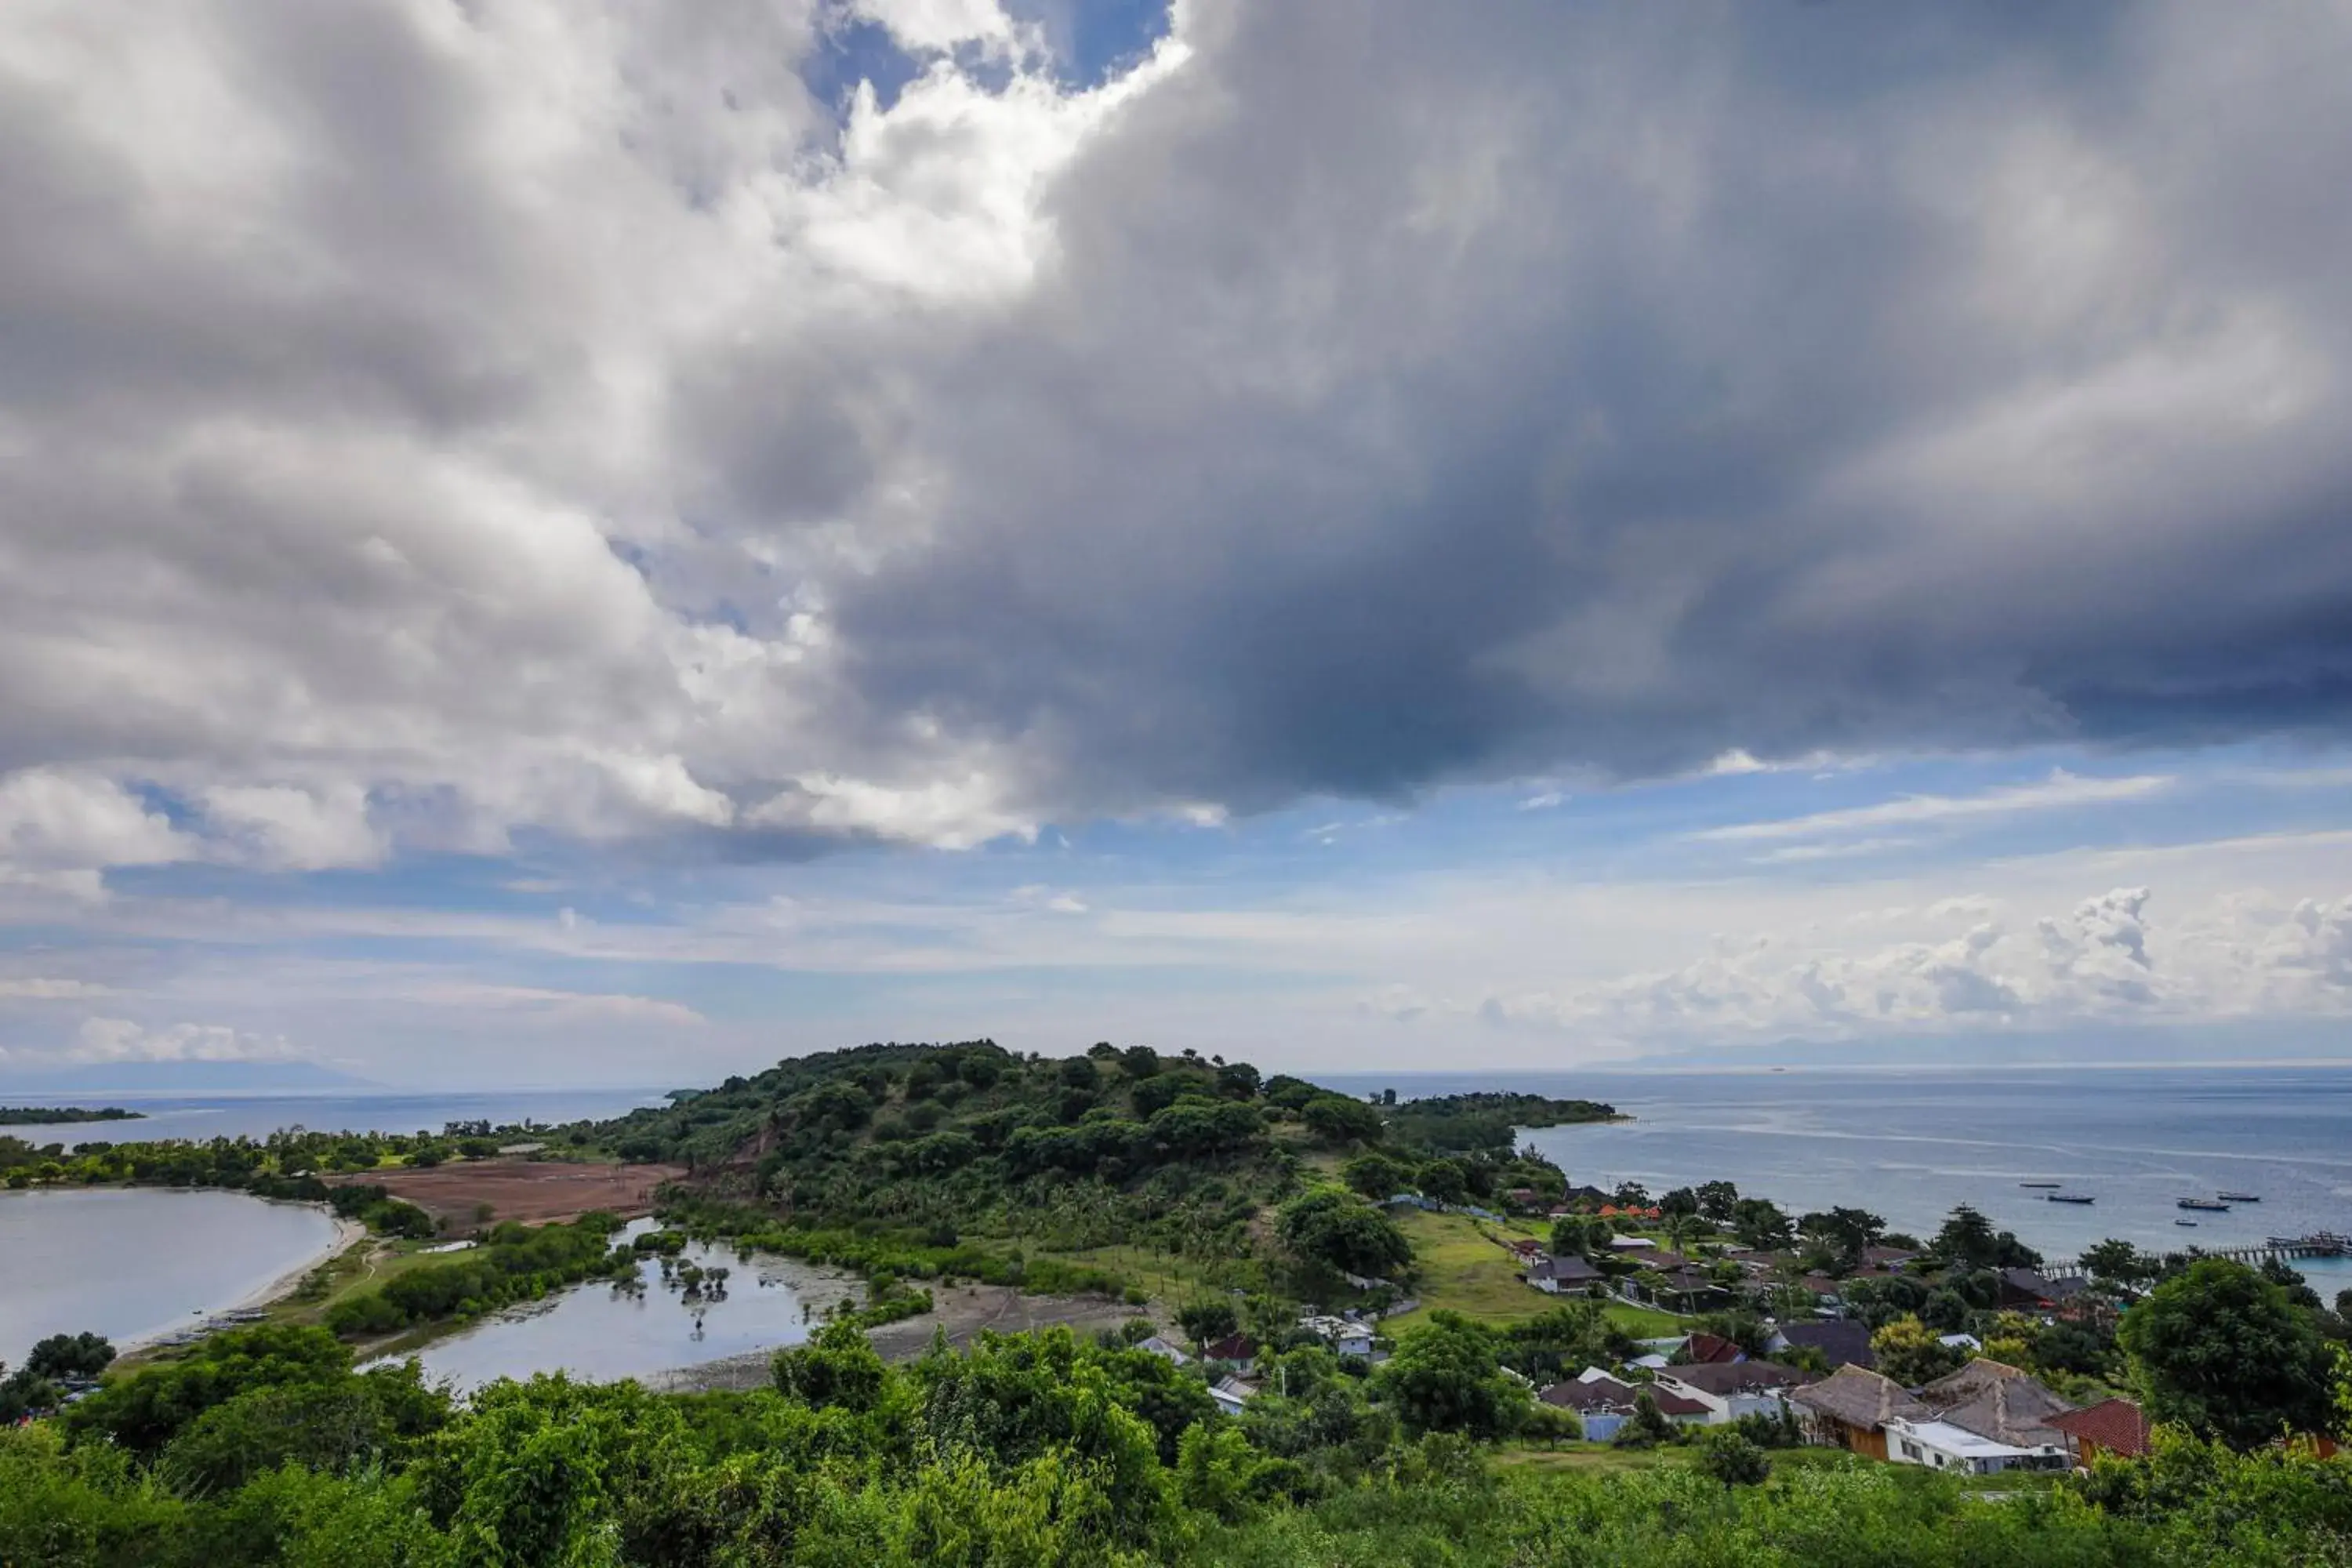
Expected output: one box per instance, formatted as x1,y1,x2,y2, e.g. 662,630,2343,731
1131,1173,2344,1478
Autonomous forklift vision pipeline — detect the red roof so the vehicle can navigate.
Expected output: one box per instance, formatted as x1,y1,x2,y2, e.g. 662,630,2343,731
2047,1399,2152,1458
1681,1331,1744,1365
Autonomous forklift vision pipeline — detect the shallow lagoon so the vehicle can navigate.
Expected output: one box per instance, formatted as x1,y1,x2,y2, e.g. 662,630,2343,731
384,1225,826,1391
0,1186,341,1363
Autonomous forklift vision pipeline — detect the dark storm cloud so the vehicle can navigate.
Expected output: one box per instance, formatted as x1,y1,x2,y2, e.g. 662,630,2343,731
3,0,2350,862
789,1,2352,809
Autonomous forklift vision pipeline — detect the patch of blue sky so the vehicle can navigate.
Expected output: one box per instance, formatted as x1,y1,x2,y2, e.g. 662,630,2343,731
801,16,926,118
1006,0,1172,87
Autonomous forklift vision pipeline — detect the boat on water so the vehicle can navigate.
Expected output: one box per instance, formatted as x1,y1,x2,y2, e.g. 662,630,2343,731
2216,1191,2260,1203
2176,1219,2198,1227
2046,1192,2096,1204
2020,1181,2062,1189
2177,1197,2230,1212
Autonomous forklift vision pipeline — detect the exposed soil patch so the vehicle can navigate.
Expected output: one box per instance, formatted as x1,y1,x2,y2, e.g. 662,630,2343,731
334,1160,685,1229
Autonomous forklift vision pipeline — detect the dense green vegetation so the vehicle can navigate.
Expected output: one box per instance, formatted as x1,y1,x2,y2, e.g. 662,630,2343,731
322,1214,635,1337
6,1312,2351,1567
1370,1091,1619,1159
590,1042,1312,1302
0,1123,572,1192
14,1043,2352,1565
0,1105,142,1125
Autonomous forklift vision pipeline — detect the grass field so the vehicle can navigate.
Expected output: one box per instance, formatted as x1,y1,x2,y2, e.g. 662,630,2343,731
1379,1209,1684,1337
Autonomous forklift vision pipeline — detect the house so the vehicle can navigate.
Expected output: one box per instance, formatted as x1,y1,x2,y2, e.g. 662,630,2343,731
2047,1399,2154,1467
1134,1335,1191,1367
1505,1186,1541,1209
1506,1237,1547,1261
1651,1360,1810,1425
1788,1366,1929,1460
1539,1370,1711,1439
1766,1319,1875,1370
1885,1416,2069,1475
1538,1374,1641,1442
1994,1267,2058,1308
1795,1272,1846,1303
1679,1331,1746,1365
1918,1360,2078,1454
1860,1246,1919,1272
1297,1314,1376,1357
1936,1333,1982,1354
1649,1267,1734,1311
1608,1235,1657,1251
1202,1334,1258,1370
1208,1375,1259,1417
1527,1254,1602,1294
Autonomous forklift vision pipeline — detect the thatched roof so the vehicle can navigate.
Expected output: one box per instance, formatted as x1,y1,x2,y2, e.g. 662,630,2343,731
1923,1359,2076,1447
1788,1364,1927,1431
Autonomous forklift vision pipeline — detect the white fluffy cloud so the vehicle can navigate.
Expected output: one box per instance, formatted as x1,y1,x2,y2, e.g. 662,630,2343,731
3,0,2350,875
1472,885,2352,1044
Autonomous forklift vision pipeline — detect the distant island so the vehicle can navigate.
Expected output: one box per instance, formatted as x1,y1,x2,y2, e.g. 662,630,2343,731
0,1105,144,1125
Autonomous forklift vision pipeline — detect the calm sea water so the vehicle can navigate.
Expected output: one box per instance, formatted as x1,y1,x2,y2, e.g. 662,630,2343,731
0,1188,341,1363
380,1222,821,1390
1320,1065,2352,1288
0,1090,669,1149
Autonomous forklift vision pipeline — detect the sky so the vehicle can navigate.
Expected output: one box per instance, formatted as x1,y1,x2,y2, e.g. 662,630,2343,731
3,0,2351,1088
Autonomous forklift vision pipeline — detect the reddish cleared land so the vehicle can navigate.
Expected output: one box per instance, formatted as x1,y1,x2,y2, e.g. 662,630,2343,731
335,1160,685,1229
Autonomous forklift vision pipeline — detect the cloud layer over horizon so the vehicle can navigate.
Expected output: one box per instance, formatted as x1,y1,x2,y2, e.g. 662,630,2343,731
5,1,2352,1080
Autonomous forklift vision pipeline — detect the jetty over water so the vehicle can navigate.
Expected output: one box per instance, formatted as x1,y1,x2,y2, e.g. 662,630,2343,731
2044,1232,2349,1278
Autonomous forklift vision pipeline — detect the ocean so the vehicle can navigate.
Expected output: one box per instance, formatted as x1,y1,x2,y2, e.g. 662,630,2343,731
1318,1065,2352,1290
0,1089,670,1149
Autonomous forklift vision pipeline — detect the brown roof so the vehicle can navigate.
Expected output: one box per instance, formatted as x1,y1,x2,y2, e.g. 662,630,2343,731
1789,1365,1928,1432
1541,1375,1637,1411
1203,1334,1257,1361
1658,1360,1809,1397
2047,1399,2153,1459
1646,1388,1712,1417
1922,1360,2076,1447
1681,1331,1744,1365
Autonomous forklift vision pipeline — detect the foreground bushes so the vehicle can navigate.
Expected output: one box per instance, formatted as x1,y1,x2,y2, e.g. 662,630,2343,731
11,1319,2352,1568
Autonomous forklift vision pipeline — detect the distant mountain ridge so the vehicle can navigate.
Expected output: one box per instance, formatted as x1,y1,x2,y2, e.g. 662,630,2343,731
0,1059,377,1095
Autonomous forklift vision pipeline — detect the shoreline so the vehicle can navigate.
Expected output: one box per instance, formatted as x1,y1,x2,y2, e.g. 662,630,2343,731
114,1203,367,1357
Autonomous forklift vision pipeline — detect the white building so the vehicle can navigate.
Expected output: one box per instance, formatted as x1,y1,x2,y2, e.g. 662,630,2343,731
1886,1417,2069,1475
1209,1375,1260,1417
1297,1314,1377,1357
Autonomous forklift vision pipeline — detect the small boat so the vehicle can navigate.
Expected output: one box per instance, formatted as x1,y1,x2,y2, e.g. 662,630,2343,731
2020,1181,2062,1189
2176,1219,2198,1227
2046,1193,2096,1204
2216,1192,2259,1203
2177,1197,2230,1211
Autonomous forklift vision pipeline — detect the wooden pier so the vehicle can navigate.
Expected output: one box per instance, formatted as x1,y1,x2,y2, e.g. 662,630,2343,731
2045,1232,2348,1279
